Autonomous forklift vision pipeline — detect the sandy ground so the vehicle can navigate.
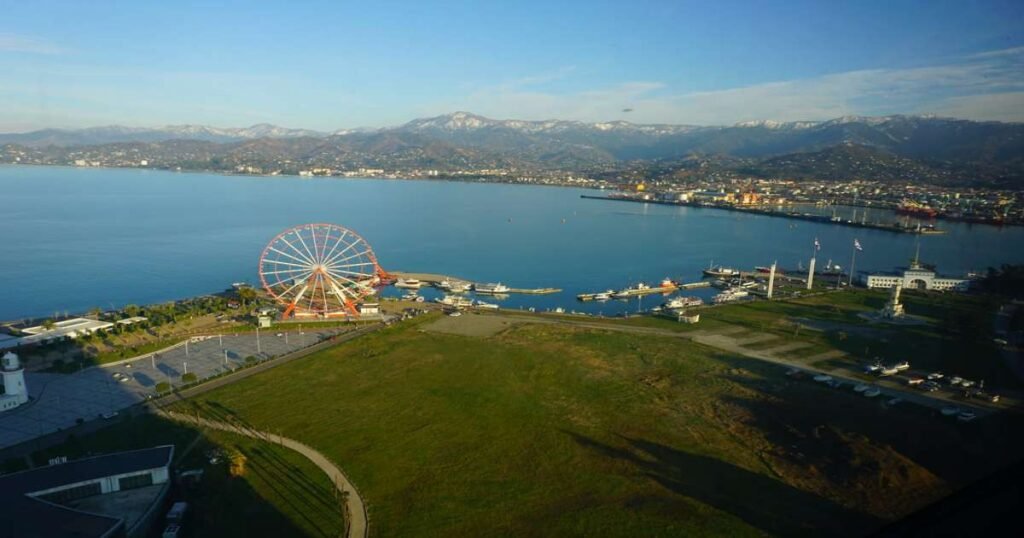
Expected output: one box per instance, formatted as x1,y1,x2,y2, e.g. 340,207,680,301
423,313,519,337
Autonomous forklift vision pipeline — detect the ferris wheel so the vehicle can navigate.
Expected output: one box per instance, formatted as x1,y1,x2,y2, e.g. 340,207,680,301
258,224,385,317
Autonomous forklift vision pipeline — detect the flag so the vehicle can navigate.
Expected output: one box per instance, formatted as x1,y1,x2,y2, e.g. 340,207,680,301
814,238,821,251
854,239,863,251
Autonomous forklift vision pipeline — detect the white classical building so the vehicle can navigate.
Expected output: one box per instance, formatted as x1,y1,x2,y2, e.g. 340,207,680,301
0,352,29,412
863,262,970,292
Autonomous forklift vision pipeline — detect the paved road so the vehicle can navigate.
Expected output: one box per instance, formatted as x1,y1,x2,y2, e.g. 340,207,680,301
158,410,367,538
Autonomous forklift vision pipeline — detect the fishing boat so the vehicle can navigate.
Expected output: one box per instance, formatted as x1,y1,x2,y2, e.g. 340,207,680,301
703,264,740,278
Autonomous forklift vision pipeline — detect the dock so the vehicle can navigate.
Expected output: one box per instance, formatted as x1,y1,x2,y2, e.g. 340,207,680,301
506,287,561,295
578,280,709,301
390,271,561,294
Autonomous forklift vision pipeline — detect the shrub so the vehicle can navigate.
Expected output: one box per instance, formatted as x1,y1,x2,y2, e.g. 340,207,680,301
228,450,247,477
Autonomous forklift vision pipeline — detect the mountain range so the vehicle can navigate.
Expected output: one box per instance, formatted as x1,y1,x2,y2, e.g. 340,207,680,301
2,112,1022,186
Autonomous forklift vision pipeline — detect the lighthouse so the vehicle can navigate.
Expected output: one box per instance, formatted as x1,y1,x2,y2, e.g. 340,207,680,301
1,352,29,411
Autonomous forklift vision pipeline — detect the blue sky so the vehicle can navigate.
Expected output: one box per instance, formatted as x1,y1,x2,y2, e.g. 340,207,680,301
1,0,1022,131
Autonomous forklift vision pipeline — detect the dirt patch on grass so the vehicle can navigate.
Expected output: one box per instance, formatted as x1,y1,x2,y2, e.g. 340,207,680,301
423,314,519,337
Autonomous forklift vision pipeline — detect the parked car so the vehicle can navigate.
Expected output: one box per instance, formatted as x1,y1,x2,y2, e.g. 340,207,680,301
927,372,944,380
906,377,924,386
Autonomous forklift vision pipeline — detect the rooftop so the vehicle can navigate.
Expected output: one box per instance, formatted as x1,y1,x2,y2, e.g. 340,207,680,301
0,445,173,538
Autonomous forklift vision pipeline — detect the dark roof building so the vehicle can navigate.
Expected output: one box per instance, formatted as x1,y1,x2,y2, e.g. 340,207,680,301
0,445,173,538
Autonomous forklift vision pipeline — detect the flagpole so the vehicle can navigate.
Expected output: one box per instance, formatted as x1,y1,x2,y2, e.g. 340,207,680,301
848,242,858,287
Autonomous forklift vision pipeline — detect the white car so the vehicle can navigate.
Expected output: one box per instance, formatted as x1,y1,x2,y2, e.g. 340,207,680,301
448,311,462,317
927,372,944,380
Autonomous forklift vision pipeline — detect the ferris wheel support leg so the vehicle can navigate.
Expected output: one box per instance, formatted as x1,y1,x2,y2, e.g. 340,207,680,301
344,299,359,317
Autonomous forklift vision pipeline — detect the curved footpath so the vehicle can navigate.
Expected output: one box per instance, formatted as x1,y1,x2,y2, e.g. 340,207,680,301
156,410,368,538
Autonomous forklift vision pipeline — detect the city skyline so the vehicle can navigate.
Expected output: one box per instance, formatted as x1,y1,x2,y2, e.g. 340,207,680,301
2,0,1023,131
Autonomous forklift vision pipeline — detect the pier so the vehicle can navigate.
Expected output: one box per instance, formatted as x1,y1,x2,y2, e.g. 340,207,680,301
391,272,562,294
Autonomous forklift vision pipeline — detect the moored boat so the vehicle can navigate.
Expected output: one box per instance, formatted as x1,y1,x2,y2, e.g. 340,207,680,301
395,278,422,289
474,282,510,294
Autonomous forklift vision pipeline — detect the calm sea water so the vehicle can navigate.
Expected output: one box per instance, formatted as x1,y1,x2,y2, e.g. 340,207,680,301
3,165,1023,320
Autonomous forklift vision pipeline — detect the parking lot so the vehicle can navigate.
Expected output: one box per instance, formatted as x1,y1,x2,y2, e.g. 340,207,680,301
0,328,340,449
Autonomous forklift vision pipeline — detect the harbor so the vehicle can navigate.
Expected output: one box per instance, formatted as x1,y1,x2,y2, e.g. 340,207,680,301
581,194,947,235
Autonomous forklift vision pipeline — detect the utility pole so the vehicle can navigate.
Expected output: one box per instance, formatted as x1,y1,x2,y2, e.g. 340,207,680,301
767,261,777,299
183,361,188,375
256,325,261,354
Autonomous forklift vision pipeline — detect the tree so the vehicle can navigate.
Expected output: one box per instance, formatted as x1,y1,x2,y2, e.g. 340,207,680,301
88,307,103,319
237,287,257,309
124,304,141,318
155,381,171,394
182,372,198,384
42,319,56,331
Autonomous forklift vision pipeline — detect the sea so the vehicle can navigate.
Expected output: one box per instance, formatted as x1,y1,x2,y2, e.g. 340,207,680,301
3,165,1023,320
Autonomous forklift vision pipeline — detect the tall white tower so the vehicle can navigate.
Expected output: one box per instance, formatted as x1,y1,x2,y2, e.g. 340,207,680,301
1,351,29,411
767,261,777,299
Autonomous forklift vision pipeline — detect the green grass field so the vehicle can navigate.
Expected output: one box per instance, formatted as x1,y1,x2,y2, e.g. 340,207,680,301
163,309,1024,537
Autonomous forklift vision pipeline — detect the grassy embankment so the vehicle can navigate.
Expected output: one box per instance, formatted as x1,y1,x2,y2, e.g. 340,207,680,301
28,414,344,538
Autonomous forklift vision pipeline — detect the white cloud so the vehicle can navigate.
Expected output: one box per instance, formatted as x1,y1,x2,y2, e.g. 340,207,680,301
437,47,1024,125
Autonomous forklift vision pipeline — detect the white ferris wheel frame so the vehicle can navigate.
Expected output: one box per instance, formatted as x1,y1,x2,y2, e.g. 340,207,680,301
258,223,382,317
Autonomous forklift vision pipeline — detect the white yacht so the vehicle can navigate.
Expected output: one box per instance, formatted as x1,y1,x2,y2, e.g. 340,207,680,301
663,296,703,309
395,278,422,289
474,282,510,294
